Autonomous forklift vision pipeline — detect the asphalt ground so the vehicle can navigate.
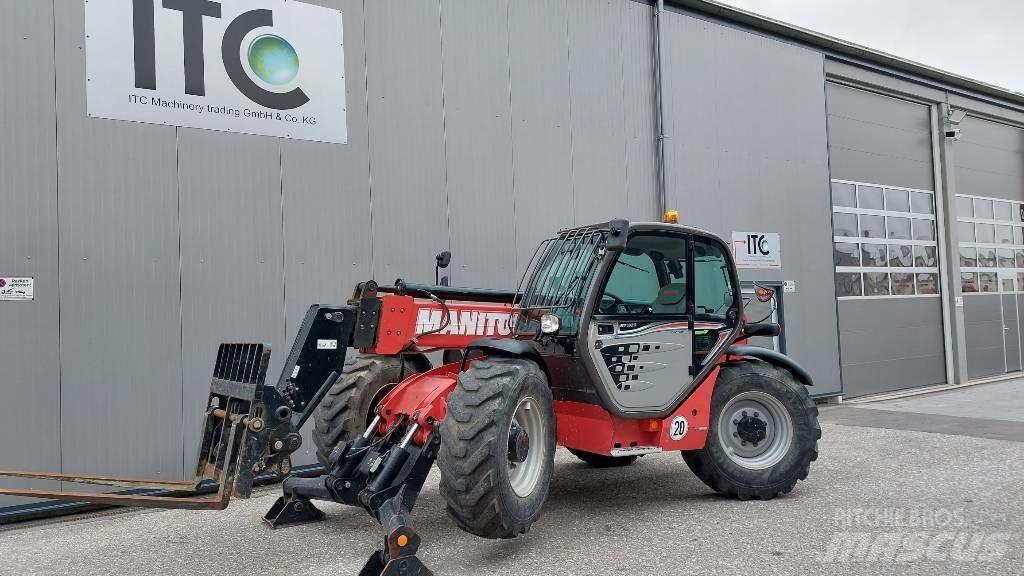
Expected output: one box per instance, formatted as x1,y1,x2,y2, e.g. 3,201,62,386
2,382,1022,576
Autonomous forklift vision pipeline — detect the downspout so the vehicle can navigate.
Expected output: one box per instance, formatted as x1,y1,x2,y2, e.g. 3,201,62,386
654,0,668,216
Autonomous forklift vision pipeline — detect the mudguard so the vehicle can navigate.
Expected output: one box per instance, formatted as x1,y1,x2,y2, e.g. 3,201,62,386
726,345,814,387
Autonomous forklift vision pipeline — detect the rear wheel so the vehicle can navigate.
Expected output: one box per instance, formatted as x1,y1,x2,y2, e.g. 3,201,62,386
312,354,417,468
438,357,555,539
683,361,819,500
568,449,638,468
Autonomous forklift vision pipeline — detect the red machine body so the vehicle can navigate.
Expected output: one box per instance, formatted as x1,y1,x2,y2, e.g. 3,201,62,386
365,293,724,457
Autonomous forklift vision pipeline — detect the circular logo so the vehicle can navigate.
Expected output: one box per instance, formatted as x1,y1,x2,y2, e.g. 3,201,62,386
247,34,299,86
669,416,689,440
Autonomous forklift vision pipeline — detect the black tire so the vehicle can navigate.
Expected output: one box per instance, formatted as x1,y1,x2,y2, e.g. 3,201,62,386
438,357,555,539
312,354,417,468
683,361,820,500
568,448,638,468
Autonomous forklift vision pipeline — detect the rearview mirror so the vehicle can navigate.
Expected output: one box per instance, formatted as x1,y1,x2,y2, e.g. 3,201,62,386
606,219,628,252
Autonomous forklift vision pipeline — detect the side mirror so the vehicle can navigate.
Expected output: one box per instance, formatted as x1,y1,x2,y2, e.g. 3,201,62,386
606,219,629,252
435,251,452,285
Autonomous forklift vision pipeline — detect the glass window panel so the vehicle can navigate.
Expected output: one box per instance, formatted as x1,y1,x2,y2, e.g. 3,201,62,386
911,191,934,215
956,196,973,218
997,225,1014,244
976,223,995,244
831,182,856,208
862,243,887,267
833,242,860,266
1018,272,1024,291
959,247,977,267
917,273,939,295
912,219,935,241
979,272,998,292
835,273,862,297
999,249,1015,268
887,244,913,267
1015,227,1024,246
1017,204,1024,223
975,198,994,219
978,248,997,267
961,272,978,293
859,186,884,210
833,212,858,238
915,245,938,267
860,214,885,239
995,201,1013,222
891,273,915,295
885,188,910,212
1004,278,1017,292
887,217,911,240
959,222,975,243
1017,250,1024,268
864,272,890,296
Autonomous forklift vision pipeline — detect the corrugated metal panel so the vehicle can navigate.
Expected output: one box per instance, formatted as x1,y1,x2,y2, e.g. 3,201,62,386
621,1,659,222
507,0,574,275
364,0,449,285
566,0,629,225
955,116,1024,202
440,0,515,289
662,11,842,395
54,1,183,482
837,299,946,397
0,0,60,506
964,295,1005,380
281,0,371,465
177,130,286,476
826,83,934,191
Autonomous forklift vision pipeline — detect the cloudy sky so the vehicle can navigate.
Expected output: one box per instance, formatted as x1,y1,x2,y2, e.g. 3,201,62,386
718,0,1024,93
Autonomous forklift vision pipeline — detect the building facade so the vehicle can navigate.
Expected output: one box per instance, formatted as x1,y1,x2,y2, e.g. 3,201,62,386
3,0,1024,513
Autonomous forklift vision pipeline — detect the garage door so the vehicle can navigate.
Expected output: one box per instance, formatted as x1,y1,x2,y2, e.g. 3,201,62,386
954,116,1024,379
826,83,946,397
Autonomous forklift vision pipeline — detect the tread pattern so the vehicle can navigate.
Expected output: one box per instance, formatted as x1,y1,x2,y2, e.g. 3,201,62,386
311,354,414,467
438,357,553,539
685,360,820,500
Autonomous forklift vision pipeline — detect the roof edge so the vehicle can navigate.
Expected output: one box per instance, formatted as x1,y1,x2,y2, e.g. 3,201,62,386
667,0,1024,109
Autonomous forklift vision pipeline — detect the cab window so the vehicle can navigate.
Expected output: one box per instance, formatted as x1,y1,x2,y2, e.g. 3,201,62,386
692,237,738,326
598,233,688,315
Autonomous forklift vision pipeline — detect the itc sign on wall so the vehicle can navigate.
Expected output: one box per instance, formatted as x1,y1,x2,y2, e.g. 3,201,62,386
85,0,347,143
732,232,782,269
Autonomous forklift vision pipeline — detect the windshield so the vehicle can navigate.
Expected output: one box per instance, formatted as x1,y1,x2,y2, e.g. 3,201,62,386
516,229,605,335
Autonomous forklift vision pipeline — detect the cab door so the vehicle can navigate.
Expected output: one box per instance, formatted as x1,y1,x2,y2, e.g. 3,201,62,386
584,232,694,415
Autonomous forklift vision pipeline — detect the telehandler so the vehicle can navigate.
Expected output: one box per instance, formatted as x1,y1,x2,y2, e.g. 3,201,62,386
0,218,819,576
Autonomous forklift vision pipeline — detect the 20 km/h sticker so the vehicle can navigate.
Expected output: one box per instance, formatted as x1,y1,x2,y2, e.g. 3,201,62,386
669,416,689,440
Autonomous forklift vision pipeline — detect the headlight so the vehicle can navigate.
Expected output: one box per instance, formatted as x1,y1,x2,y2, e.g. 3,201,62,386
540,314,560,335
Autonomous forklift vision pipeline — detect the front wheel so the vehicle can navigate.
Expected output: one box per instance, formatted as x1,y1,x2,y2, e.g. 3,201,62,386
438,357,555,539
683,361,820,500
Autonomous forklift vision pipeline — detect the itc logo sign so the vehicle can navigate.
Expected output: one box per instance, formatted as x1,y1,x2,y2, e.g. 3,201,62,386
132,0,308,110
745,233,772,256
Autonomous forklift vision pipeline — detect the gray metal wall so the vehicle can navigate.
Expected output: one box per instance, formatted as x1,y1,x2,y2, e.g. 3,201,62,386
660,9,842,395
0,0,660,506
825,83,947,396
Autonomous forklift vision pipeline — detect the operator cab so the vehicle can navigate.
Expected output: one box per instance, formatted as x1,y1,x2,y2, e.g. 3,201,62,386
515,220,742,419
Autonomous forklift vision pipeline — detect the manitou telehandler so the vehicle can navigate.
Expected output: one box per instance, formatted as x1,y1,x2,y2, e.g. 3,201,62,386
0,219,819,576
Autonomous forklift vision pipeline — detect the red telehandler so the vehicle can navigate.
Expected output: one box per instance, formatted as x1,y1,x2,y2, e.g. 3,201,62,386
0,219,820,576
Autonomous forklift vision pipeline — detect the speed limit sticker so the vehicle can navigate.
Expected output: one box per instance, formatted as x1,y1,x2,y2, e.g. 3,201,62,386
669,416,689,440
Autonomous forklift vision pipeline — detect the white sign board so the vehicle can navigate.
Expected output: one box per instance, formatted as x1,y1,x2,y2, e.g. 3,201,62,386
732,232,782,269
86,0,347,143
0,277,34,301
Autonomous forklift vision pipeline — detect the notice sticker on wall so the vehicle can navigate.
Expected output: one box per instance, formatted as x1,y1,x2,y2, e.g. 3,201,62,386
0,277,34,301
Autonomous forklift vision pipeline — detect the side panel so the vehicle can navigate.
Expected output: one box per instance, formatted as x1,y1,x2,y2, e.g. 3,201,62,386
440,0,516,289
0,1,61,505
662,10,841,395
178,130,286,477
955,116,1024,202
55,1,183,483
364,0,449,284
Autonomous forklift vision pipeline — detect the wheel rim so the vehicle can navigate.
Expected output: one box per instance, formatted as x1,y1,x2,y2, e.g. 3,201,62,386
717,390,793,470
507,396,546,497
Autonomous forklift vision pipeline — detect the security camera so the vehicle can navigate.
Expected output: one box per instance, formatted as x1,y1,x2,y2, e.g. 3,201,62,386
945,128,961,141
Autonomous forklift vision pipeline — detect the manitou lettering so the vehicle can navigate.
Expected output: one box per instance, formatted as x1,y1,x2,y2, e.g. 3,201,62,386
416,309,512,336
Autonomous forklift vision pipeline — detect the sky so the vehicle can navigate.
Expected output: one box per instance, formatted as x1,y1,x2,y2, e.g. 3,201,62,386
717,0,1024,94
